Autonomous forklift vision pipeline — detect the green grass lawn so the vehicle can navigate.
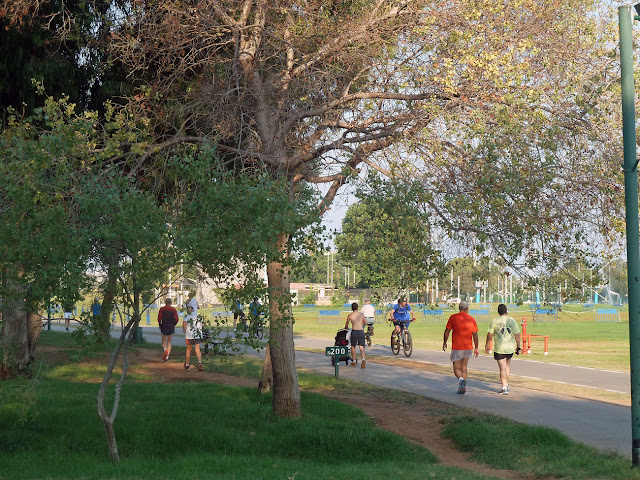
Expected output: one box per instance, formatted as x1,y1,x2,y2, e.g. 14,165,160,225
1,334,638,480
442,414,638,479
0,357,484,480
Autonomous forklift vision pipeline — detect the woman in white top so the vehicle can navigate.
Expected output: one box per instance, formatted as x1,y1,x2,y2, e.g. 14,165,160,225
183,297,203,371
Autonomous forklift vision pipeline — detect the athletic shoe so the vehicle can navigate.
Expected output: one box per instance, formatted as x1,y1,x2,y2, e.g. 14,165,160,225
361,359,366,369
499,387,509,395
457,379,466,394
350,362,357,366
197,363,203,372
184,363,190,370
162,350,169,362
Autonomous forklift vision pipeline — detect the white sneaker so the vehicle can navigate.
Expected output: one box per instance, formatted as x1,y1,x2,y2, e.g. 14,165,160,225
498,387,509,395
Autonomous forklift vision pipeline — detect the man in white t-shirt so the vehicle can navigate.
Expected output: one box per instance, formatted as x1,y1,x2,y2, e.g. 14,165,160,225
183,295,203,371
361,298,375,325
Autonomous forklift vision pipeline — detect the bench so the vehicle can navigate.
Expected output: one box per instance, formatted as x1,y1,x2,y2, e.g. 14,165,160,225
533,308,557,324
420,309,444,324
469,308,490,324
201,329,223,355
596,309,621,323
317,310,341,325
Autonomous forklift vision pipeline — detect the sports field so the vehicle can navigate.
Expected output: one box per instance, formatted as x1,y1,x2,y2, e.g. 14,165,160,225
288,303,633,372
54,301,633,372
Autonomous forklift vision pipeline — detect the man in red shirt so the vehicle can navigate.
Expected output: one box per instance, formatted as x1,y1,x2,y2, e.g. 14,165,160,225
443,301,479,394
158,298,180,361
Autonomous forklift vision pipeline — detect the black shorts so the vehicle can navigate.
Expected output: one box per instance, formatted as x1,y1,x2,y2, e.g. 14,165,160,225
494,352,514,361
350,329,366,347
160,324,176,336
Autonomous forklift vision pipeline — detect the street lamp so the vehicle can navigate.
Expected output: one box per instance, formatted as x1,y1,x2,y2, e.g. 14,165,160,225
619,3,640,466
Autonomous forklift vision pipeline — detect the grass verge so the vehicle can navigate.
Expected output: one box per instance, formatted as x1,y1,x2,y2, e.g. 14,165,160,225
2,331,637,479
442,414,639,479
190,354,640,479
0,339,492,480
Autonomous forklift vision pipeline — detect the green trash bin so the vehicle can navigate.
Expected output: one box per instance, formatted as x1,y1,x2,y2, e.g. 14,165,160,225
134,325,143,344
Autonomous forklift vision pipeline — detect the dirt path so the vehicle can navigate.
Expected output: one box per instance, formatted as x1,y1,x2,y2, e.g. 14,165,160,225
131,348,532,479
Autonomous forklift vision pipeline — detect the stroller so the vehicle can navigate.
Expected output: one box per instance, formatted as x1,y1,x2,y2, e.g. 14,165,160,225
331,328,352,366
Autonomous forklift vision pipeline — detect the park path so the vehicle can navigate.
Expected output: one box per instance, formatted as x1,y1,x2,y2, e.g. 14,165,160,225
291,336,631,458
46,322,633,458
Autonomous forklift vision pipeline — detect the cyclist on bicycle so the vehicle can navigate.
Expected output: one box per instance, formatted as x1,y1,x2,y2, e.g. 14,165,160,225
249,297,261,324
390,297,415,343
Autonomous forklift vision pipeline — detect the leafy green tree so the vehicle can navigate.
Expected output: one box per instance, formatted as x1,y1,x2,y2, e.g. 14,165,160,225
77,173,177,463
106,0,620,418
0,90,177,461
335,176,443,298
0,95,95,377
0,0,131,120
291,251,353,287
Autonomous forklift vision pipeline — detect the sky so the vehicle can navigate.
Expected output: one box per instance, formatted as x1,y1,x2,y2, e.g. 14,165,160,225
317,179,359,250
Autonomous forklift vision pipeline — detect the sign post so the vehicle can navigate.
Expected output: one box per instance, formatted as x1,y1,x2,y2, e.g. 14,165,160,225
325,346,350,378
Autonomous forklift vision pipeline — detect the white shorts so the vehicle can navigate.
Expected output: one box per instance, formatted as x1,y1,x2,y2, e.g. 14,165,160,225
365,317,374,324
450,349,473,362
64,312,72,319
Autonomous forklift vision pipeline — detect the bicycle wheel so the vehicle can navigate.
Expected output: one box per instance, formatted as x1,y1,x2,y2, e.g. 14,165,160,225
403,330,413,357
391,332,400,355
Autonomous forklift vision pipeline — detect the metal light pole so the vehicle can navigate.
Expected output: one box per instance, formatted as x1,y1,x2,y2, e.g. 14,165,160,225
619,4,640,466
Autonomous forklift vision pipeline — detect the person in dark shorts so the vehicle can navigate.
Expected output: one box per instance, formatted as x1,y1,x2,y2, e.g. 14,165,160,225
485,303,521,395
345,302,367,368
390,297,415,342
233,298,246,331
158,298,179,361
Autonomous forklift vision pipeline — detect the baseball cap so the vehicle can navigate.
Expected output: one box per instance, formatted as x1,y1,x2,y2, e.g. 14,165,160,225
459,301,469,310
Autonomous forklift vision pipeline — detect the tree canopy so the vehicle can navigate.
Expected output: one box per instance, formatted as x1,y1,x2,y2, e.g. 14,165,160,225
0,0,626,422
335,175,443,292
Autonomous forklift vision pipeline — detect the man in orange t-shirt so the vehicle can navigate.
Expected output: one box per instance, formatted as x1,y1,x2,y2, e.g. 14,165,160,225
443,301,479,394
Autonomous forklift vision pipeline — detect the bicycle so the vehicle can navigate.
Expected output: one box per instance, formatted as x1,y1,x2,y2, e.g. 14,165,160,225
250,315,265,340
365,321,374,347
390,319,413,357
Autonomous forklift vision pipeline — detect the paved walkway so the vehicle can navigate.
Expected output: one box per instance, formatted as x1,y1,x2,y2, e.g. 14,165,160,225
44,323,633,458
291,336,631,458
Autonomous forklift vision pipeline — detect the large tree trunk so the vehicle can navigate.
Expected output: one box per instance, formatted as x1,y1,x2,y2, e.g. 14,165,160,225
1,277,41,379
267,233,301,417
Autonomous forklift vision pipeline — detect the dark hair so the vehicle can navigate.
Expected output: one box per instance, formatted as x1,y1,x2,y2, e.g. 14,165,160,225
352,302,359,311
498,303,507,315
